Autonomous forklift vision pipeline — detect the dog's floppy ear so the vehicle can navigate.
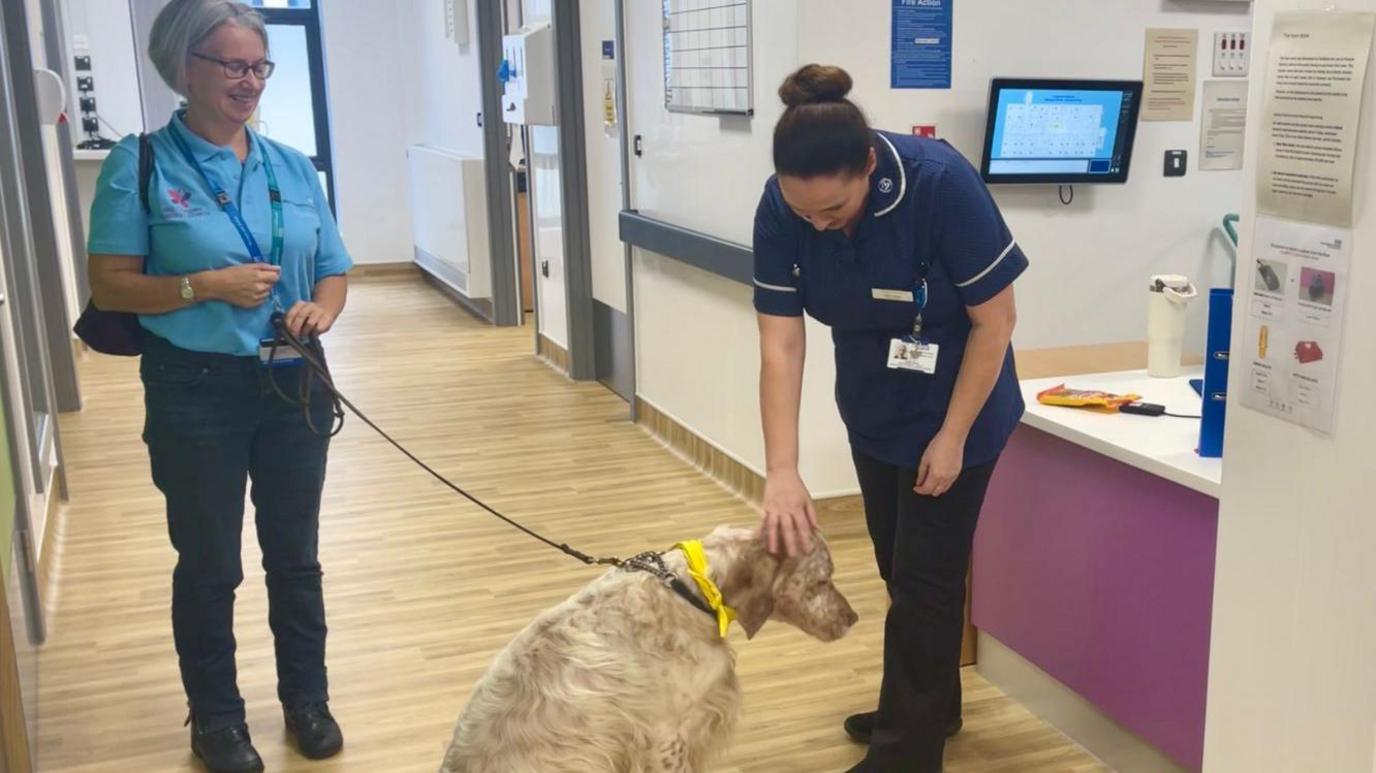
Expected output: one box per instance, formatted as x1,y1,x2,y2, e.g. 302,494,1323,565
726,533,781,639
735,586,774,640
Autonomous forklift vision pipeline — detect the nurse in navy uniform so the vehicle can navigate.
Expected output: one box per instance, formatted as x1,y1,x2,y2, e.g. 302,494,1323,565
752,65,1028,772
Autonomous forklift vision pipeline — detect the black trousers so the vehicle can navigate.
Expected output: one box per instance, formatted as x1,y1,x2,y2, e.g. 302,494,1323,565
851,449,998,772
141,335,334,729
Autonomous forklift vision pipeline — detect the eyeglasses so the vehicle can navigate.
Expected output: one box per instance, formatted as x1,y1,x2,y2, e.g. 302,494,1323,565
191,52,276,80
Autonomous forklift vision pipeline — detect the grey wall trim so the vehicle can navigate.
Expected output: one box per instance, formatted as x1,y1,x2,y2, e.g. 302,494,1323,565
418,271,496,324
593,300,632,400
0,0,63,499
552,0,596,381
619,210,753,285
475,0,519,327
0,0,48,647
38,0,90,308
412,247,495,323
613,0,637,420
2,0,80,415
1,315,46,650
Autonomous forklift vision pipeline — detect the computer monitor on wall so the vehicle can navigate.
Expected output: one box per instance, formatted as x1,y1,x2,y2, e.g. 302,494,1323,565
980,78,1144,185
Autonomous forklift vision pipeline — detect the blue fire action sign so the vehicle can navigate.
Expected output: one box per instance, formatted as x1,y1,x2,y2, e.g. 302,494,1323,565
892,0,952,89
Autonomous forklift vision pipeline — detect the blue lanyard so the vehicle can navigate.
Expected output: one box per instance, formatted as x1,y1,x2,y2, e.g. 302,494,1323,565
911,262,930,341
170,125,285,311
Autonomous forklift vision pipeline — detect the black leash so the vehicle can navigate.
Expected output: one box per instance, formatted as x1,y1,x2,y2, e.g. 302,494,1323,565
264,313,717,619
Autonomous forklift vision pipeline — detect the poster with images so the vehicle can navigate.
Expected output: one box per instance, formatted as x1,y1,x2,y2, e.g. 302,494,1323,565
1239,216,1353,433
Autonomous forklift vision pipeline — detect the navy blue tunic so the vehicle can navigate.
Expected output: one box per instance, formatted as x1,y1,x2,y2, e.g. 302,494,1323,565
753,131,1027,468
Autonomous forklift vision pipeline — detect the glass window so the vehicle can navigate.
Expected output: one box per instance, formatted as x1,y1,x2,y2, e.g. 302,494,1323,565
254,24,316,156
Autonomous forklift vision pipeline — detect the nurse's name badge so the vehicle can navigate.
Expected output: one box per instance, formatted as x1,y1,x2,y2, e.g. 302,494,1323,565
888,338,938,374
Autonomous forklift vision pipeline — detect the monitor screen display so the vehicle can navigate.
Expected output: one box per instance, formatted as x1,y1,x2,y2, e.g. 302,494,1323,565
980,79,1144,184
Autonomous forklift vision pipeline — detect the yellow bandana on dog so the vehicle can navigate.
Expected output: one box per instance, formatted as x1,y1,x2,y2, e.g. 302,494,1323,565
674,540,736,638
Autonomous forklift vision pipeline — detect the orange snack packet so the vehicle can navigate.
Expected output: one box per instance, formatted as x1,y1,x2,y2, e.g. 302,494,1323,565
1036,384,1141,410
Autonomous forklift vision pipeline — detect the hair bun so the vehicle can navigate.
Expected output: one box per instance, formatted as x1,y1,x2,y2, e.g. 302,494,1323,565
778,64,853,108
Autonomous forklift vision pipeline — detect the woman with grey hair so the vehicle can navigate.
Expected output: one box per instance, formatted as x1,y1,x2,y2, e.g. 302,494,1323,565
85,1,349,770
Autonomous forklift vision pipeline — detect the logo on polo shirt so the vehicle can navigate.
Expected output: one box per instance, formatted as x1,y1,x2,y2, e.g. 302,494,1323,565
162,187,208,219
878,178,894,194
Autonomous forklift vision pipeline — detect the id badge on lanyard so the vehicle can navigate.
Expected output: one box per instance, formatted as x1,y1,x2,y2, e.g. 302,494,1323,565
171,126,295,366
258,336,306,367
887,276,939,374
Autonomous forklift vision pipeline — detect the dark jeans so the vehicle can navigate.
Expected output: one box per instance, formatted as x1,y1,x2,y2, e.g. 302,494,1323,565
851,449,998,773
141,334,334,729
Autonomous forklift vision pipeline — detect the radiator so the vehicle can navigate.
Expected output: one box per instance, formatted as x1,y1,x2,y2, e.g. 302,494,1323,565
406,145,490,300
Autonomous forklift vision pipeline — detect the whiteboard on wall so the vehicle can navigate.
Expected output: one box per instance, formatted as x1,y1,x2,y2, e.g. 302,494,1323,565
627,0,795,246
663,0,753,115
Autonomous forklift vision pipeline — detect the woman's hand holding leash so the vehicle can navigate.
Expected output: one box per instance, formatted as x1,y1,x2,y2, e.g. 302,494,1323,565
285,301,336,338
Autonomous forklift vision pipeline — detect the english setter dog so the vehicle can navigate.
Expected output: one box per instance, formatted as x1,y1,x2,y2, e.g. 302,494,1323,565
440,524,857,772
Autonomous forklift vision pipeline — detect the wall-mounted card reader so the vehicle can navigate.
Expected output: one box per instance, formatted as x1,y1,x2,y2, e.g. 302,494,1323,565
501,21,555,126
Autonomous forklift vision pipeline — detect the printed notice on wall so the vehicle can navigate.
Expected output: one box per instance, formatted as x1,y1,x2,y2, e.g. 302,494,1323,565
1142,28,1199,121
891,0,952,89
1200,80,1249,170
1257,12,1376,226
601,40,617,135
1239,216,1353,433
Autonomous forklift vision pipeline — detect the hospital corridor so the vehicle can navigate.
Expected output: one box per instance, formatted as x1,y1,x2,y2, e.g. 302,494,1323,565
4,1,1376,772
30,274,1101,771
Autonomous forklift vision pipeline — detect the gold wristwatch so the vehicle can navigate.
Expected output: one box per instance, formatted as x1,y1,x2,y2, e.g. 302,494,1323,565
179,276,195,303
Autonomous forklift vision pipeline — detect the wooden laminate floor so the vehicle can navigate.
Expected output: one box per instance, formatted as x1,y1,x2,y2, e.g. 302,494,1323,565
37,276,1105,772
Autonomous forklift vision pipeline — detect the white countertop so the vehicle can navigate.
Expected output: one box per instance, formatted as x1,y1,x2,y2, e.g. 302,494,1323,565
1019,369,1222,498
73,149,110,162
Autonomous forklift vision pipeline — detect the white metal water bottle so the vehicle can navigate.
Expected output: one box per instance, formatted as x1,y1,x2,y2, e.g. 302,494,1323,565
1147,274,1197,378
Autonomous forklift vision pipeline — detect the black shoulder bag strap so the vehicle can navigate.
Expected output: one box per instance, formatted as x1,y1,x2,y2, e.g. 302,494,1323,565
73,135,154,356
138,132,153,215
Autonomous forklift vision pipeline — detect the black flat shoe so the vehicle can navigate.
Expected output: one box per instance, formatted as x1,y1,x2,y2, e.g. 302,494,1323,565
189,718,264,773
843,710,962,744
284,702,344,760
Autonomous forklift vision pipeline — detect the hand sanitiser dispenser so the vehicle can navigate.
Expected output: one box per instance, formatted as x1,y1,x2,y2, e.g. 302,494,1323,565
1147,275,1197,378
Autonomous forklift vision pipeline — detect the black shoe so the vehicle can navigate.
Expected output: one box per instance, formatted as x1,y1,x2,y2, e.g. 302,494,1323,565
188,718,264,773
843,711,963,744
284,702,343,760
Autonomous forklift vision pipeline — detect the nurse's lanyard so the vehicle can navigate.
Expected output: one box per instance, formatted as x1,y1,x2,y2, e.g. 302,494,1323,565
169,126,285,314
889,261,937,374
908,258,932,343
909,276,930,343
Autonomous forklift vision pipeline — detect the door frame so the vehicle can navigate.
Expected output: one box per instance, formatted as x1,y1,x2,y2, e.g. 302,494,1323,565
0,0,50,648
477,0,520,326
549,0,597,381
37,0,93,338
0,0,80,430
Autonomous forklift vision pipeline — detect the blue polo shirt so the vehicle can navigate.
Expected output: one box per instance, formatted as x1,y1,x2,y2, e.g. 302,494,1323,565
753,131,1028,469
87,111,352,356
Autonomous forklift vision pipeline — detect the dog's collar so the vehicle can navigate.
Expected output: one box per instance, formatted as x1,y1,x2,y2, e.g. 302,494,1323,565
673,540,737,638
620,546,732,635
